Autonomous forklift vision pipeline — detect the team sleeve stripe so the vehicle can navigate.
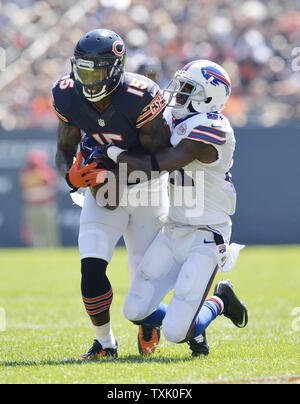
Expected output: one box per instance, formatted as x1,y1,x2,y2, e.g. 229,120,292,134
192,128,226,141
136,99,165,124
195,125,226,136
140,91,162,113
136,91,165,122
136,91,167,128
188,132,226,145
136,103,166,128
54,109,69,123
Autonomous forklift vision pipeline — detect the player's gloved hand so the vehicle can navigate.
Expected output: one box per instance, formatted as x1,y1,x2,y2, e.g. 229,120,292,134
65,152,102,192
85,146,106,166
92,143,112,159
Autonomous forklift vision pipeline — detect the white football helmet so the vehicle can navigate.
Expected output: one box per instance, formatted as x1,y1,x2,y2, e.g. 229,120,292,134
164,59,231,120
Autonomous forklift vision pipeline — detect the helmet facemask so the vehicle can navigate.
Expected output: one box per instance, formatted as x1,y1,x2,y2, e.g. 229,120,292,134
164,71,206,120
71,56,124,102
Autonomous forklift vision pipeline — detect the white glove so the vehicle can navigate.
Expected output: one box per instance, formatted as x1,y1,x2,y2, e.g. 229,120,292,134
218,243,245,273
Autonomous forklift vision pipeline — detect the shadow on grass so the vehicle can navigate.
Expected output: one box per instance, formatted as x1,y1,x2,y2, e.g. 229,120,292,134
0,354,206,368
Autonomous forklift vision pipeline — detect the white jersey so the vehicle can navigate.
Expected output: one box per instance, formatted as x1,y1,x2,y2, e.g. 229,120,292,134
165,109,236,234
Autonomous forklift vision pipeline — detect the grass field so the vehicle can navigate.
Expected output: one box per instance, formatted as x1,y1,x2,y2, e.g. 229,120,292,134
0,245,299,384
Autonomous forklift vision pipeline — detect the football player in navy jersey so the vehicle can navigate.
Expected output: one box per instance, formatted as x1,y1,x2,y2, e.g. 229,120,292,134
53,29,171,360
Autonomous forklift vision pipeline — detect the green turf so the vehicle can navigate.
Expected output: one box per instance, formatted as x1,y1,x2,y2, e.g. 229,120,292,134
0,246,299,384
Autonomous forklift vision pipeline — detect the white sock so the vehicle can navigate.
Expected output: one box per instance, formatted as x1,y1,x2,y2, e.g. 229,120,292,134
94,322,116,349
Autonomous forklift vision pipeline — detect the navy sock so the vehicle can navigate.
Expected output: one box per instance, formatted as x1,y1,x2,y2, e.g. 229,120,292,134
192,298,223,338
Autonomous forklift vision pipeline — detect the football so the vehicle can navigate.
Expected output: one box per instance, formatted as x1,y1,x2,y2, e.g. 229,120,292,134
88,155,122,211
80,136,123,210
89,154,118,171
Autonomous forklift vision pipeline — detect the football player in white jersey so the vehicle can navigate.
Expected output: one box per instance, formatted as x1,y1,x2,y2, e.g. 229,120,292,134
102,60,248,356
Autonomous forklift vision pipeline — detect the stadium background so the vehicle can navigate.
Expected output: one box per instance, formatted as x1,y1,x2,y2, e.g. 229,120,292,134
0,0,299,248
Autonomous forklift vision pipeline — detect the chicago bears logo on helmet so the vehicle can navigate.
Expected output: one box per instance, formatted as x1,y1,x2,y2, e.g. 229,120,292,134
201,66,231,96
112,41,125,56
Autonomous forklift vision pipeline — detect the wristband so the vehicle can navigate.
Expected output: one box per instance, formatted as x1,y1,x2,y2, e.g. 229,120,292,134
65,173,79,193
107,145,125,163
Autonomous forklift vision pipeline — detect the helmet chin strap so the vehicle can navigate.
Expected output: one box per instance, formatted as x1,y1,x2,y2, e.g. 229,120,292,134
83,74,122,103
170,81,207,120
83,86,107,102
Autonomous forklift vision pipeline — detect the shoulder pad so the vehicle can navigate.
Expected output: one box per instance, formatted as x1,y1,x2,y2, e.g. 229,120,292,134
52,75,76,124
118,72,166,128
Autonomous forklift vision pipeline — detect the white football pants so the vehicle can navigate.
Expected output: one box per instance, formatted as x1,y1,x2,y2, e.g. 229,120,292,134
79,178,169,281
123,225,226,343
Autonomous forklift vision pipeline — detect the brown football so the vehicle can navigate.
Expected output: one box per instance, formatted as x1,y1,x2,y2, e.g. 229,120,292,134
90,157,123,210
91,155,118,171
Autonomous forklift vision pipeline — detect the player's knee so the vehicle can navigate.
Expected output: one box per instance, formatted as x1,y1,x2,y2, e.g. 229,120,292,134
78,225,100,259
162,298,194,343
123,293,153,322
81,257,108,282
123,280,155,322
123,293,142,322
162,319,186,343
78,223,116,262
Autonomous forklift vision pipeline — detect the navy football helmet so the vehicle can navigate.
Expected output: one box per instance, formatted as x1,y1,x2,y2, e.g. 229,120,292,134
71,29,126,102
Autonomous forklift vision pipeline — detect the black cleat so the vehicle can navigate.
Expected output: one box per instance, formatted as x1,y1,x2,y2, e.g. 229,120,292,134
214,280,248,328
187,331,209,357
78,339,118,362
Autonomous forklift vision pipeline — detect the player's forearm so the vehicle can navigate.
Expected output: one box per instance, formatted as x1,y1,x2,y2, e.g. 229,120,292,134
117,147,193,175
117,152,152,177
55,120,81,178
55,147,76,178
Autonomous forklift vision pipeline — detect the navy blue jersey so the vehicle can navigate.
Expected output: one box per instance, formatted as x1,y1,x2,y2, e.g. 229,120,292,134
52,72,166,154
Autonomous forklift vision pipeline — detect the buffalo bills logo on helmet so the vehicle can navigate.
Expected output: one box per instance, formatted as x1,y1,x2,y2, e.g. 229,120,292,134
201,66,231,96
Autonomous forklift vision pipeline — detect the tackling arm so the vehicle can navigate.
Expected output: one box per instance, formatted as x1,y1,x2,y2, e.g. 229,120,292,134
117,137,217,176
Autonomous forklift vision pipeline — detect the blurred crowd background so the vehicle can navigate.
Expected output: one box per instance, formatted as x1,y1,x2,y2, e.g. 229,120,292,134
1,0,300,131
1,0,300,248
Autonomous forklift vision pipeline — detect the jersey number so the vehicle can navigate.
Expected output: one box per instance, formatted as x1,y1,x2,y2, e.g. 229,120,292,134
59,76,75,90
91,133,124,145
